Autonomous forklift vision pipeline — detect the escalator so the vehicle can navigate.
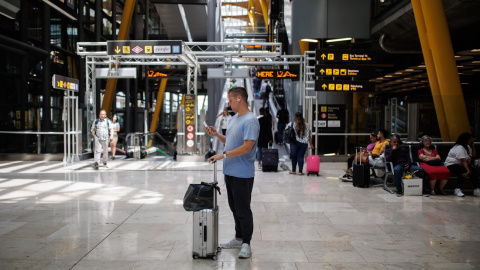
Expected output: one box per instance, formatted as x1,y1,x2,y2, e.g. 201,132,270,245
212,78,290,168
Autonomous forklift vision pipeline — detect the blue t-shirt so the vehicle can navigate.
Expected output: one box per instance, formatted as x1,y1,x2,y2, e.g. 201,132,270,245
223,112,260,178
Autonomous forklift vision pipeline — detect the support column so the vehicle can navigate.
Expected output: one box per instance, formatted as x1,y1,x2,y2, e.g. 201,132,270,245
101,0,137,116
414,0,470,140
411,0,450,141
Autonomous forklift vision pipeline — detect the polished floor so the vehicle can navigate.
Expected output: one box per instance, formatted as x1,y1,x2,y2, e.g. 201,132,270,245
0,157,479,270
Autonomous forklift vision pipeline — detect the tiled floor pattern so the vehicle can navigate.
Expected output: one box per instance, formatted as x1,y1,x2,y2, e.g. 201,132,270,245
0,159,479,269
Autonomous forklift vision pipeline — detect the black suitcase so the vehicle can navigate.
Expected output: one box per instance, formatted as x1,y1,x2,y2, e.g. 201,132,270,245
353,147,370,188
262,148,279,172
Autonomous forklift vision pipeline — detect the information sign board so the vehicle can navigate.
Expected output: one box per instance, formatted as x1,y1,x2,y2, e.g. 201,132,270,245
184,95,196,153
315,65,375,78
315,80,374,92
107,40,183,56
312,104,345,132
52,74,79,91
315,49,375,63
256,69,300,80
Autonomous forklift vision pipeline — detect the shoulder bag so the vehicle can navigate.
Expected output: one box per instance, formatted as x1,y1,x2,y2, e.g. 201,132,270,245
354,151,369,164
283,126,296,144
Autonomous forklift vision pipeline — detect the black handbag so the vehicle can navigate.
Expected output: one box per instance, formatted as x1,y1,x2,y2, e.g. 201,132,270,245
284,126,296,144
425,159,444,166
183,182,220,211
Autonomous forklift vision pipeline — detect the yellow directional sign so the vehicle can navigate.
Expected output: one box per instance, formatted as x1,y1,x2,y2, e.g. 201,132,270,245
315,80,374,92
316,49,376,63
107,40,183,55
315,65,375,78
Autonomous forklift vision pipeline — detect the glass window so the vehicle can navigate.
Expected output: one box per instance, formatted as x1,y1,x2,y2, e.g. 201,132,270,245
27,1,42,40
116,91,126,109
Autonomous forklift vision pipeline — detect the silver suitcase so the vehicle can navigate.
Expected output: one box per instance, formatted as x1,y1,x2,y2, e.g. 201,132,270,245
192,162,221,260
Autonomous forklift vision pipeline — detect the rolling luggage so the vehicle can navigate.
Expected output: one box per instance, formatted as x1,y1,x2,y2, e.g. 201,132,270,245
192,162,221,260
353,147,370,188
262,147,279,172
306,155,320,176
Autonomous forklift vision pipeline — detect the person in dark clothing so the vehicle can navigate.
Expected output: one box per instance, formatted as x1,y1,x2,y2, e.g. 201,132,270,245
256,107,273,168
276,103,289,145
262,80,271,108
385,134,425,196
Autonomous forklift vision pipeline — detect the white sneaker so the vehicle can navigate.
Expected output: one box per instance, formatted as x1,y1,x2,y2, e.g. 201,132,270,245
454,188,465,197
473,188,480,197
219,238,243,249
238,243,251,259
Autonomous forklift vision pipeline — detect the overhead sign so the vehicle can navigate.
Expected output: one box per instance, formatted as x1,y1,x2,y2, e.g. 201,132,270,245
245,45,262,50
315,65,375,78
256,69,300,80
207,68,250,78
184,95,196,153
95,68,137,79
146,69,186,78
315,80,374,92
315,49,375,63
312,104,345,132
107,40,183,56
52,74,79,91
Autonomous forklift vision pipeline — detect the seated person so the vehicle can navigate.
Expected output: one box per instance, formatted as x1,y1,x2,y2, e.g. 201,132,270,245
341,132,377,180
444,132,480,197
368,129,390,168
385,134,425,196
417,135,450,195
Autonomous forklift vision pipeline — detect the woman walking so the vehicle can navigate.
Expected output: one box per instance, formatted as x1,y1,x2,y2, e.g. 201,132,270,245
110,114,120,160
286,112,314,175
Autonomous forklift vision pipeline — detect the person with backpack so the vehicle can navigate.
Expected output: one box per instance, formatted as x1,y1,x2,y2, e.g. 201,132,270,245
91,110,114,169
276,103,289,145
262,80,271,108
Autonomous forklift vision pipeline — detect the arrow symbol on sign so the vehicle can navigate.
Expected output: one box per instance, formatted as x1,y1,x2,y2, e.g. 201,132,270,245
321,54,326,60
115,46,121,54
320,69,325,75
322,84,327,90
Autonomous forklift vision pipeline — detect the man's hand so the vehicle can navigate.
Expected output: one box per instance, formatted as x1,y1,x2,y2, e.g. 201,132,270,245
208,154,223,163
205,126,218,137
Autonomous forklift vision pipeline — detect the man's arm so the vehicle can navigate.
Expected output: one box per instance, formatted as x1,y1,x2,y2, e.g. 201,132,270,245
208,140,255,163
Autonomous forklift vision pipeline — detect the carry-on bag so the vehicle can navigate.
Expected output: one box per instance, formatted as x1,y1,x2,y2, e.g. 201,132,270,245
306,155,320,176
191,162,222,260
353,147,370,188
262,147,279,172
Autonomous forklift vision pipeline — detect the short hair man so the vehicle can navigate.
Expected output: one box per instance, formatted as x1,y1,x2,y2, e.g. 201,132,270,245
91,110,114,169
206,87,260,259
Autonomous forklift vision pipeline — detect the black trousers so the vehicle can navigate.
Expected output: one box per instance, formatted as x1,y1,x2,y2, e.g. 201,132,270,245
225,175,254,244
447,164,480,189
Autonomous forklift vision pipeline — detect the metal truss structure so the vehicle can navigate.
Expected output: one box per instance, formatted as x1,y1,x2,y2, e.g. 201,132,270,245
77,41,305,153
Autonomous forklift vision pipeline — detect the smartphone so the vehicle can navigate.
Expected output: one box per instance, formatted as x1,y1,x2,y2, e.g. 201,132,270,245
203,121,209,128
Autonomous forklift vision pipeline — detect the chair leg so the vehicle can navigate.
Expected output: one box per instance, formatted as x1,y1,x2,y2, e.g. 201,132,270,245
372,172,394,194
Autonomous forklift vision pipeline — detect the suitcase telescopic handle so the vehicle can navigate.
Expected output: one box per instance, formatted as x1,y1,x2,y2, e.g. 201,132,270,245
214,162,217,184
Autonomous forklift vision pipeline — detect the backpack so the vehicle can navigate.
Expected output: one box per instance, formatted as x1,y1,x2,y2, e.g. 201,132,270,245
278,109,289,123
266,84,272,94
95,118,111,137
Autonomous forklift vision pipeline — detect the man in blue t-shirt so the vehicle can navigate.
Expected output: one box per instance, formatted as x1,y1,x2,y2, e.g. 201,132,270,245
206,87,260,259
